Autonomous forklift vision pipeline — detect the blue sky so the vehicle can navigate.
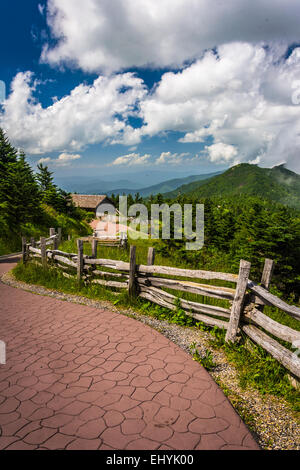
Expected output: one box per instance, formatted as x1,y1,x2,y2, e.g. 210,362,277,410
1,1,300,187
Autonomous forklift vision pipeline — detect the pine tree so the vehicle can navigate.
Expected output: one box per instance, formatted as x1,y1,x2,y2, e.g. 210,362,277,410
0,132,41,233
36,163,55,193
5,152,41,228
0,128,18,168
134,192,142,203
36,163,78,217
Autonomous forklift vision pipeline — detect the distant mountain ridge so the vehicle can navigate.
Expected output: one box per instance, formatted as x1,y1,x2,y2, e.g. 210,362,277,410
106,171,222,197
165,163,300,209
54,177,142,194
57,171,223,197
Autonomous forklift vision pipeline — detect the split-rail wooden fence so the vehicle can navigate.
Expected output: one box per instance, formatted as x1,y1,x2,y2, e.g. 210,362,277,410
21,229,300,381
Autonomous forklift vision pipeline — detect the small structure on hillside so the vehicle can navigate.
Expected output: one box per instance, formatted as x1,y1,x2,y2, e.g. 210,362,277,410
71,194,116,218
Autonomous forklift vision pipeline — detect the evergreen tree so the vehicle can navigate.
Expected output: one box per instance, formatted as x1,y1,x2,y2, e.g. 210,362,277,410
154,193,164,204
36,163,78,217
134,192,143,204
0,131,40,233
36,163,54,193
0,128,18,168
127,193,134,207
4,153,41,229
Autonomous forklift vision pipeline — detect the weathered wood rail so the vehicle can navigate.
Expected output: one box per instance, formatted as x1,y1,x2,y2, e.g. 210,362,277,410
80,234,128,249
22,234,300,381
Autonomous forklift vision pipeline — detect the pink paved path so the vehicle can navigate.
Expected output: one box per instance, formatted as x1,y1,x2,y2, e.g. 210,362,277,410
0,257,259,450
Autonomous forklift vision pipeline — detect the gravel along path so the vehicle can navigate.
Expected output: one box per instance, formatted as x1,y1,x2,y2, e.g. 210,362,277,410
2,269,299,450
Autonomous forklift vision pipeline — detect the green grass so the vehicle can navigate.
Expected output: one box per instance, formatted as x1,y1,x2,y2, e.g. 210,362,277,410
190,343,217,371
263,301,300,333
208,328,300,413
0,204,91,256
13,260,131,306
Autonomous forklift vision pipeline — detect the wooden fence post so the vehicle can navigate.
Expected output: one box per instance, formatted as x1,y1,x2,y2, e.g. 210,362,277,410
68,234,71,241
22,237,27,263
146,247,155,292
147,247,155,266
261,258,275,289
92,239,98,259
30,237,35,248
49,228,55,251
77,239,84,282
40,237,47,267
225,259,251,343
253,258,275,307
53,235,58,251
128,246,137,297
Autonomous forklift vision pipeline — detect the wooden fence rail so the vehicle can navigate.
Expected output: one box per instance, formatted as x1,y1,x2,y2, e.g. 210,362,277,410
23,234,300,381
248,280,300,320
80,234,128,249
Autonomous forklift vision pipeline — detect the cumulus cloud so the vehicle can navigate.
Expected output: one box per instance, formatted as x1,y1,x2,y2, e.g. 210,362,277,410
37,157,51,164
37,153,81,167
57,152,80,162
155,151,194,166
0,71,145,154
110,152,151,166
140,43,300,170
41,0,300,72
2,42,300,172
204,143,239,164
109,151,200,167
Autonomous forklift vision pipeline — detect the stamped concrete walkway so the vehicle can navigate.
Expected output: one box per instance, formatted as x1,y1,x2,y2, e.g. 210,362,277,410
0,257,260,450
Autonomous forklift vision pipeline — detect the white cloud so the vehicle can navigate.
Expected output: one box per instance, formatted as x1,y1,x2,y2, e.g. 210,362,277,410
37,153,81,167
55,152,81,166
204,143,239,164
2,42,300,172
155,151,193,166
0,71,145,154
110,151,200,167
139,43,300,171
37,157,51,164
110,152,151,166
57,152,81,163
41,0,300,72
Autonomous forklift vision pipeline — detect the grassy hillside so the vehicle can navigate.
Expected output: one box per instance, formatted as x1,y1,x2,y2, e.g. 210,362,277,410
0,204,92,256
165,163,300,208
108,171,222,197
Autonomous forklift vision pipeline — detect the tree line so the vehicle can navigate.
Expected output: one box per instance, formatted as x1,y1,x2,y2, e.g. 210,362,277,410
112,188,300,301
157,193,300,301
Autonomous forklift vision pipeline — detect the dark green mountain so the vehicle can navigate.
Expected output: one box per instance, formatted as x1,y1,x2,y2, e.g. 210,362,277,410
165,163,300,208
107,171,222,197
